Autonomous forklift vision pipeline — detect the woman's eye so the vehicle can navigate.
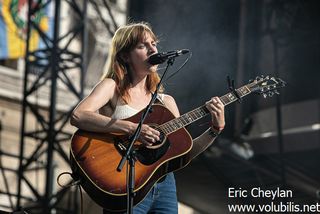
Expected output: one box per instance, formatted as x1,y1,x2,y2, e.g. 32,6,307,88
137,44,146,49
137,42,157,49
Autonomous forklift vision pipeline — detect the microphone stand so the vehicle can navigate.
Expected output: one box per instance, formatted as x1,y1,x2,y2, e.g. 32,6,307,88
116,57,176,214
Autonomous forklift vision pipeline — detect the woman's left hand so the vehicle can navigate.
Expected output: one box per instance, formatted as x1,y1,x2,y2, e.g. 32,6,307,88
205,97,225,132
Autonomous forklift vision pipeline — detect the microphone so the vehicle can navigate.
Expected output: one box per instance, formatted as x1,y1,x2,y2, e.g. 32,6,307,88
148,49,189,65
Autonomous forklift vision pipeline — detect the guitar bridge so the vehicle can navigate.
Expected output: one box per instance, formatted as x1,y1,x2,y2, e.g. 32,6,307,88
118,142,127,151
114,137,128,155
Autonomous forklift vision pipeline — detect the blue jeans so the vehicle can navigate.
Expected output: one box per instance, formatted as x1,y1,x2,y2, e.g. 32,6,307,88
103,173,178,214
133,173,178,214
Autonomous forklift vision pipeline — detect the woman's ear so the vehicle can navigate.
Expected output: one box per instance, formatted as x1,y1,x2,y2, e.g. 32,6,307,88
119,53,130,64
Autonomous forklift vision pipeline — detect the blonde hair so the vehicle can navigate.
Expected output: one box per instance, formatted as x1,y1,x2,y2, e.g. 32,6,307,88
101,22,163,103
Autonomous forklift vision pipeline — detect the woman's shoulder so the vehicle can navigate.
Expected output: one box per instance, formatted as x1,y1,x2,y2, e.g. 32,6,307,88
88,78,118,103
100,78,117,88
92,78,117,94
95,78,119,112
158,93,180,117
159,93,176,103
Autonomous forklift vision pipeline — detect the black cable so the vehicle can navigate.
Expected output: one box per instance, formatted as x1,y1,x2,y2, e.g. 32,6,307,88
160,51,192,83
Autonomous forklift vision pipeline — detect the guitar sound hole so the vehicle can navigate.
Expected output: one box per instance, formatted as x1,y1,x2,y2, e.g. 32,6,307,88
148,130,166,148
136,127,169,165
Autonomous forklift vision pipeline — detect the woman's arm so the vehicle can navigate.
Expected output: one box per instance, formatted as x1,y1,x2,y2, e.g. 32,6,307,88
70,78,136,134
163,95,225,159
190,96,225,159
189,127,220,159
71,78,162,145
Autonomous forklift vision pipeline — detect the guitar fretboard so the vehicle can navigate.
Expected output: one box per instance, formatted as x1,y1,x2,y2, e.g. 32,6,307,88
158,82,255,135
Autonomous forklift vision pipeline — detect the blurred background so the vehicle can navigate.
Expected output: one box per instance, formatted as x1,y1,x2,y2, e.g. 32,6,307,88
0,0,319,213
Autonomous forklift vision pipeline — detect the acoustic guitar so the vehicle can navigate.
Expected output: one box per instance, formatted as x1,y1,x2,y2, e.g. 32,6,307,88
70,76,285,212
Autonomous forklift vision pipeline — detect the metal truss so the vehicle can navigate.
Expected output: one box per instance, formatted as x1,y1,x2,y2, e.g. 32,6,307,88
15,0,88,213
0,0,121,213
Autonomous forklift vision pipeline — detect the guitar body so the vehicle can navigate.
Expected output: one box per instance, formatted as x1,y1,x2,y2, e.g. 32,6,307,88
70,104,193,212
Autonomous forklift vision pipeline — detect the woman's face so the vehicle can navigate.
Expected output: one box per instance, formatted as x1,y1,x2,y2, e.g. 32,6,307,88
127,32,158,77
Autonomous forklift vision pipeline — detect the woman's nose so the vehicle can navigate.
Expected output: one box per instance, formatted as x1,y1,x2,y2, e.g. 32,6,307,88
148,45,157,55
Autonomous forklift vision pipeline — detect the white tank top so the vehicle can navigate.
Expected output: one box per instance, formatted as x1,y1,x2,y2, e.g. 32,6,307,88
111,104,139,119
111,94,165,120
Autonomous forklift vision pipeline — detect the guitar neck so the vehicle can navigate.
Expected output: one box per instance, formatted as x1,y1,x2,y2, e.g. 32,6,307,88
159,82,255,135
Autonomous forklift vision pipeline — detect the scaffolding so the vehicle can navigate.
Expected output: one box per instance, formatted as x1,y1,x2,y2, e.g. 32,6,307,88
0,0,124,212
16,0,88,213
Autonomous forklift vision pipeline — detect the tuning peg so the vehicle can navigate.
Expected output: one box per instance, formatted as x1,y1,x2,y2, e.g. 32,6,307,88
275,90,280,95
263,93,268,98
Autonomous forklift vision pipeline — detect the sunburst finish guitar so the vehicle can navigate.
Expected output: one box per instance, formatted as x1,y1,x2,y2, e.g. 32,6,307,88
70,76,285,212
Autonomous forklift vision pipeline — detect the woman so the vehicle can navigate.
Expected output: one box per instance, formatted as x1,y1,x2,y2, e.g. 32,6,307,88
70,22,225,214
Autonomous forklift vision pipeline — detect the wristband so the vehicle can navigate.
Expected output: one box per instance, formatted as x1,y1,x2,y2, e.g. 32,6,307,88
211,124,225,132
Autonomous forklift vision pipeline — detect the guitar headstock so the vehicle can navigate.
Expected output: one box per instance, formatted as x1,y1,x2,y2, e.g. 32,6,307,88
249,75,286,98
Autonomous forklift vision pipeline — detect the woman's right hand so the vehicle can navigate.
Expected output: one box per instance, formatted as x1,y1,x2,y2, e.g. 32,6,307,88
135,124,160,146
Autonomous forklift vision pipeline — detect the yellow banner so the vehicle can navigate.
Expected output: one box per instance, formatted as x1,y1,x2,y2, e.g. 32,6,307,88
0,0,49,59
